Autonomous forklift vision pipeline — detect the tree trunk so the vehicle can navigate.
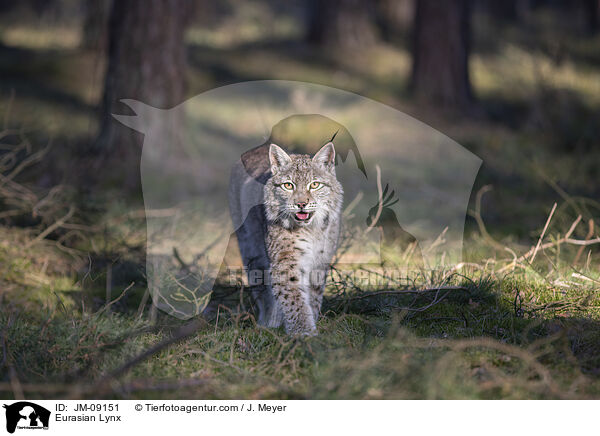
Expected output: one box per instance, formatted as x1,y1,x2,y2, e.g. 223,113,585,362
81,0,111,51
487,0,519,22
375,0,414,42
411,0,473,108
306,0,378,48
95,0,188,188
583,0,599,34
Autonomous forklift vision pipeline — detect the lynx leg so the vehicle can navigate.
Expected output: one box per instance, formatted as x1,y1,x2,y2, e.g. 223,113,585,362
308,269,327,324
309,286,324,324
261,285,285,328
271,268,316,335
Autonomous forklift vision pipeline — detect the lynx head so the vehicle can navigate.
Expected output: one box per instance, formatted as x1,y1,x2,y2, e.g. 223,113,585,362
264,142,343,229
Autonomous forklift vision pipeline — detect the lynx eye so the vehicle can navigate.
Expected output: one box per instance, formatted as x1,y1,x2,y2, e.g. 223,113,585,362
309,181,322,190
281,182,294,191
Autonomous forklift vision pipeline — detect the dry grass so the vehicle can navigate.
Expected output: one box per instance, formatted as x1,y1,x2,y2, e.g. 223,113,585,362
0,4,599,400
0,170,598,399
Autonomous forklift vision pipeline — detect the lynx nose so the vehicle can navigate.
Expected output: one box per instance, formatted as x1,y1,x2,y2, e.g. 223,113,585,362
296,201,307,209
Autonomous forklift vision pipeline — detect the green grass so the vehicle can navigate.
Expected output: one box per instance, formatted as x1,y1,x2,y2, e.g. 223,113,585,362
2,290,599,399
1,212,599,399
0,4,599,399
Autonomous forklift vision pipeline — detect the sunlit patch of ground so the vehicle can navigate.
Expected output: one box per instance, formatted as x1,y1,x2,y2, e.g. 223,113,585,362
0,6,599,399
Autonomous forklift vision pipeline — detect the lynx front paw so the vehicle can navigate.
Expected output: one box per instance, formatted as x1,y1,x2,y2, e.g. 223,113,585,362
286,324,317,337
283,312,317,337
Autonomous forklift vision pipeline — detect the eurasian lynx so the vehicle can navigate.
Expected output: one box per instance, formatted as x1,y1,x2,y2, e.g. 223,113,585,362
228,142,343,336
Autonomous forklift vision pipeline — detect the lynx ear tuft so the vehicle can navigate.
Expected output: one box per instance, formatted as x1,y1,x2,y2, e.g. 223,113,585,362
313,142,336,168
269,144,292,174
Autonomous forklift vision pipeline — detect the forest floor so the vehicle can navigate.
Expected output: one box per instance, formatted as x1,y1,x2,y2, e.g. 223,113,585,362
1,7,600,399
2,217,600,399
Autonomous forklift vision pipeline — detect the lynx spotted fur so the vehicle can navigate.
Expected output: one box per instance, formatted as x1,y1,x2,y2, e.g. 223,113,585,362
229,142,343,335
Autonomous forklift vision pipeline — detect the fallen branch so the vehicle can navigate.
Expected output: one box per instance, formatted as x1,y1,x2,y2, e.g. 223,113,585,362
27,206,75,247
498,213,600,274
343,285,469,301
530,202,557,263
83,318,207,397
468,185,505,251
574,219,595,265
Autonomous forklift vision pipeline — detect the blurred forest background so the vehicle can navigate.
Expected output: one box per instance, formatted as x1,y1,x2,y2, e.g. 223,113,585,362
1,0,598,230
0,0,600,400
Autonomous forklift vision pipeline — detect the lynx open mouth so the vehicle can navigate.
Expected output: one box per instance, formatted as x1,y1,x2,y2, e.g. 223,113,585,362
294,211,313,222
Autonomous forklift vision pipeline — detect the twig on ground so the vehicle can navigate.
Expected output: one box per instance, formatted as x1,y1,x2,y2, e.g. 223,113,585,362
27,206,75,247
85,318,206,397
530,202,557,263
497,213,600,274
468,185,505,251
574,219,595,265
95,282,135,316
343,286,469,301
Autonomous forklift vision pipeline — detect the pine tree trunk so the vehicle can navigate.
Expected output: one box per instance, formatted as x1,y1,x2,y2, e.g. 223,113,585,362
583,0,599,34
375,0,414,42
411,0,473,108
95,0,188,188
487,0,519,22
306,0,378,48
81,0,111,51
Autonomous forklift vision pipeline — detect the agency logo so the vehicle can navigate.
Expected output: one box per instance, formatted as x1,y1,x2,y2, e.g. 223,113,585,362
114,80,481,320
3,402,50,433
